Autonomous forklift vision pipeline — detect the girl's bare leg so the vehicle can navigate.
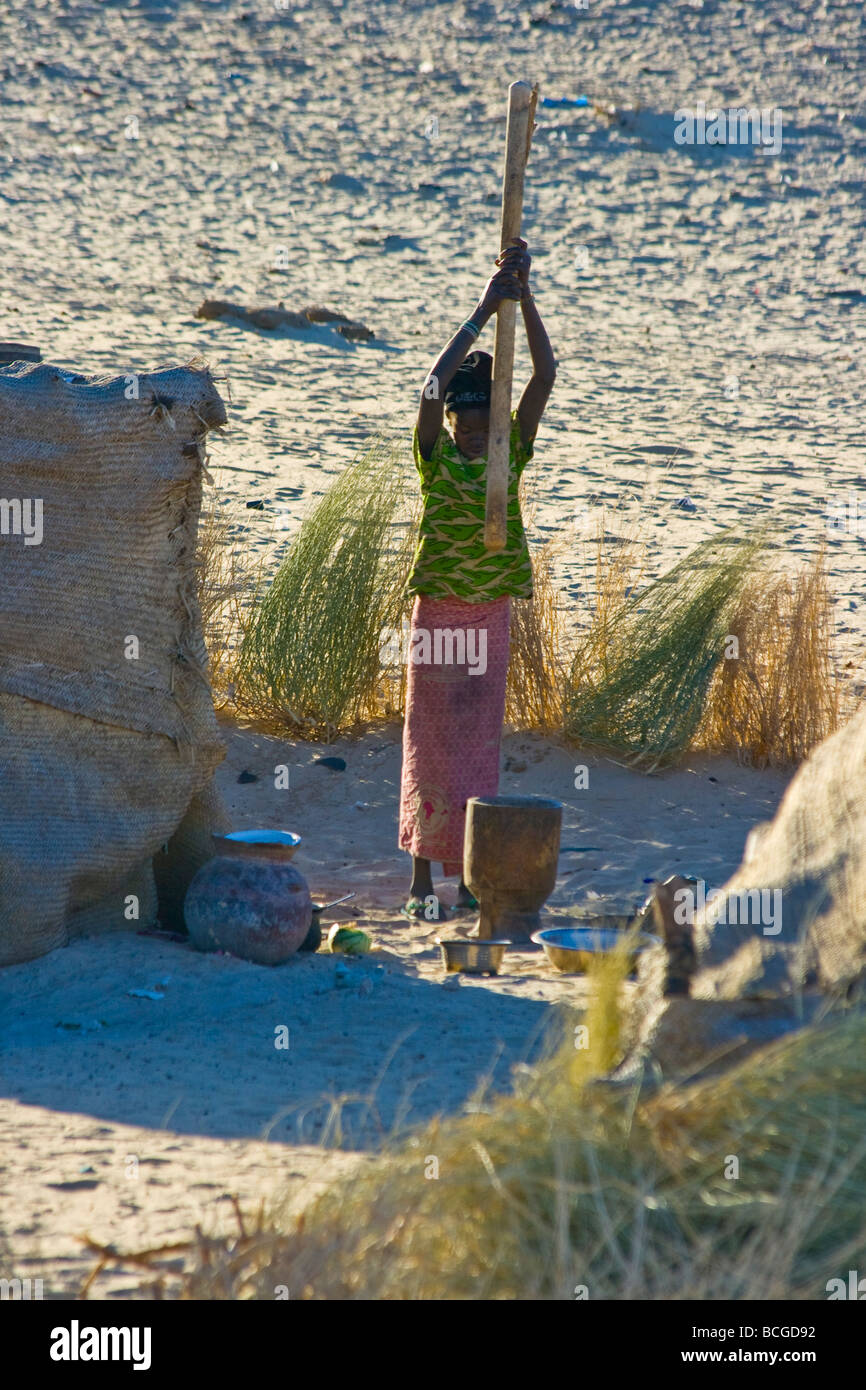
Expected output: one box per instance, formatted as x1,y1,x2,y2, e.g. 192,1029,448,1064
409,856,435,900
409,860,475,914
456,878,476,907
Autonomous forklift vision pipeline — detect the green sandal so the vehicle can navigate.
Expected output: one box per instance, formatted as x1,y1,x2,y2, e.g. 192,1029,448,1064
450,894,479,919
401,896,452,922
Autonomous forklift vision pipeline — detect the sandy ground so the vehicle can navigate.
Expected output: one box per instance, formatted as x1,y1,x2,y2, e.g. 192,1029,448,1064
0,0,863,1298
1,723,788,1296
1,0,865,642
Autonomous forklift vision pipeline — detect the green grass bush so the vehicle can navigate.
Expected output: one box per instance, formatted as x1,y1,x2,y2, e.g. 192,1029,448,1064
564,530,767,769
234,431,414,738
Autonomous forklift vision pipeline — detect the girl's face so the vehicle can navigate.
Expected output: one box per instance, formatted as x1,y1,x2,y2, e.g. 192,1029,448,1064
448,407,490,460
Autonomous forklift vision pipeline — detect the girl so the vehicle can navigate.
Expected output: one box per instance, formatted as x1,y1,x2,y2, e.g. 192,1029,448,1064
399,236,556,921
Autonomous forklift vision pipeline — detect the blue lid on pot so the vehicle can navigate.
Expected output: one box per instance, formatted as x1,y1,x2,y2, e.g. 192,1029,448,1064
223,829,301,846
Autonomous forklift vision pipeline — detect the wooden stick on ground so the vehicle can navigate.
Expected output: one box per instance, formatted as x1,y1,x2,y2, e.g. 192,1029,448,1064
484,80,537,552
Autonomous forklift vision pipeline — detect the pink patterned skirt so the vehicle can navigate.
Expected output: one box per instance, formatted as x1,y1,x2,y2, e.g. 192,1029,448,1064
399,593,511,877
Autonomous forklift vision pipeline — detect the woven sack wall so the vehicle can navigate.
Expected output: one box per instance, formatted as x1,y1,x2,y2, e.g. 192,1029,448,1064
692,703,866,999
152,781,232,933
0,362,228,965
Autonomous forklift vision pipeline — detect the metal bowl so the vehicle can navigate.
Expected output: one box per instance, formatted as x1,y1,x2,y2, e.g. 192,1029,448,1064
531,926,661,974
436,937,510,976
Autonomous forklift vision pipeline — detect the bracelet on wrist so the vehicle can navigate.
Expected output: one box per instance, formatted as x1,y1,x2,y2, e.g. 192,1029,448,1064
460,319,481,338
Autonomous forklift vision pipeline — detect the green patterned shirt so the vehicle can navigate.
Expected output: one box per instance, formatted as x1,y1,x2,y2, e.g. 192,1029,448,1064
407,410,534,601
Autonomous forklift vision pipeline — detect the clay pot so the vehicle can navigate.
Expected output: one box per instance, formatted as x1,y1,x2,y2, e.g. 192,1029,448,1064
184,829,312,965
464,794,563,942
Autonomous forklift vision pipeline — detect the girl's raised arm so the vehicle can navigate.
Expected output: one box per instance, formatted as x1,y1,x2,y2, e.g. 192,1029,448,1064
516,292,556,450
505,239,556,449
416,264,521,460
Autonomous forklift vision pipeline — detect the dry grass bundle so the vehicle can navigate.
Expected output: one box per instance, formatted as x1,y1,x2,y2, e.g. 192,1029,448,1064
505,538,567,731
234,432,412,739
569,511,648,692
195,495,263,709
159,964,865,1300
698,548,841,766
564,529,767,769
